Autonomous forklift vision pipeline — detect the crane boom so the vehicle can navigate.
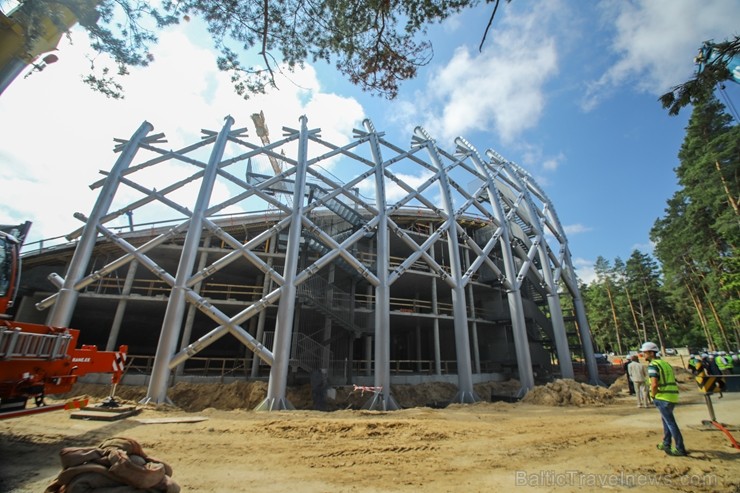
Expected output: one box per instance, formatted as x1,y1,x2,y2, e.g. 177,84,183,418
251,111,283,176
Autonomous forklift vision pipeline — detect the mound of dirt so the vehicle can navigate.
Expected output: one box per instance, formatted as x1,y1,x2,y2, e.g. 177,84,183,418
66,377,618,411
521,379,615,407
609,373,629,393
64,379,527,412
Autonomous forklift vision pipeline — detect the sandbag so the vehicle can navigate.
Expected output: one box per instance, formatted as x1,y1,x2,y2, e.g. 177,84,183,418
44,437,180,493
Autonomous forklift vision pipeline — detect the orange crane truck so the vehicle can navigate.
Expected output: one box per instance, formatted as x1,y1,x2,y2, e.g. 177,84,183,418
0,222,128,416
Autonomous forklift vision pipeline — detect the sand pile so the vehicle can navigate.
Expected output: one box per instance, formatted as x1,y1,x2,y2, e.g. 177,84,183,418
66,377,616,411
521,378,615,406
65,380,527,411
609,373,629,393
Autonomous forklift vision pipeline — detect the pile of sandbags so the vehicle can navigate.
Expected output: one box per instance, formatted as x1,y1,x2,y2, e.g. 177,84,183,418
45,437,179,493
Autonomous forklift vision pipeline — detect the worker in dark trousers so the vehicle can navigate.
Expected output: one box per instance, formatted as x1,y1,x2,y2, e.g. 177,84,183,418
641,342,687,457
624,357,635,395
310,368,328,411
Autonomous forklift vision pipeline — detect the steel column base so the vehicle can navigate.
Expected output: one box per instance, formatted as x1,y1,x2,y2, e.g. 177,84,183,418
452,390,481,404
362,392,400,411
588,377,607,387
138,396,174,406
255,397,295,411
515,386,529,400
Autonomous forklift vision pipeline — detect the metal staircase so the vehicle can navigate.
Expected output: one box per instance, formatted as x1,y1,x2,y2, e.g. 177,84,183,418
296,275,368,335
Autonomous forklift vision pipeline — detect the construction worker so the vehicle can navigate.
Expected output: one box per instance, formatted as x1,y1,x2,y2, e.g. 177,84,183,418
627,354,648,408
687,354,698,370
641,341,687,457
716,352,733,376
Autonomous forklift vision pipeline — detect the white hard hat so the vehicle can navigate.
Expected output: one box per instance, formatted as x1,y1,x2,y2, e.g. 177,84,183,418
640,342,660,353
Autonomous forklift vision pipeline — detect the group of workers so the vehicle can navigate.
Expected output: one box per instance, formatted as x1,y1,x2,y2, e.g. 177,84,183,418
687,351,737,376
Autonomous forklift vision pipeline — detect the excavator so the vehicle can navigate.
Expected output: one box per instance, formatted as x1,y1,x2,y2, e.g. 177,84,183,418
0,222,128,416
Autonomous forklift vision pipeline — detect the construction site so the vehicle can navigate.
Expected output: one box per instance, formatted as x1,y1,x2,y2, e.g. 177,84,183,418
6,110,603,412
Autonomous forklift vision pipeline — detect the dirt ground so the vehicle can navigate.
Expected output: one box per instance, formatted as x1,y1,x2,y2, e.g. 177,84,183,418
1,362,739,493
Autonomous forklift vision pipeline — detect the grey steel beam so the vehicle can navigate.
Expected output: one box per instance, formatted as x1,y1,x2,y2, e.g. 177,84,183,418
499,160,574,381
257,116,312,411
106,260,138,352
460,140,535,393
144,116,234,404
363,119,399,411
510,163,593,383
47,121,154,327
415,127,478,404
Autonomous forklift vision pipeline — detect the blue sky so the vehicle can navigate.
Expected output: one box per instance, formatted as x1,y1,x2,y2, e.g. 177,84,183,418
1,0,739,284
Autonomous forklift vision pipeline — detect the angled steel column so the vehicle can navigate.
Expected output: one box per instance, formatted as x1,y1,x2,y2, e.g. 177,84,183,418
464,248,481,373
257,116,310,411
363,119,399,411
560,252,601,385
144,116,234,404
464,142,535,393
503,162,574,380
47,121,153,328
513,166,588,382
417,128,477,403
177,235,211,378
106,259,138,351
572,285,601,385
251,237,276,378
430,238,442,375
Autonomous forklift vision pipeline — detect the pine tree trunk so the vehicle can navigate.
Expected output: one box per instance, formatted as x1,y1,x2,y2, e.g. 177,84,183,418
714,158,739,216
624,287,642,342
684,280,715,351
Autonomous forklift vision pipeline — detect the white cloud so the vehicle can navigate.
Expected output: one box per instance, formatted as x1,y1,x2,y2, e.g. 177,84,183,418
0,23,365,245
395,1,562,145
572,257,596,285
631,241,655,254
564,223,592,235
583,0,740,110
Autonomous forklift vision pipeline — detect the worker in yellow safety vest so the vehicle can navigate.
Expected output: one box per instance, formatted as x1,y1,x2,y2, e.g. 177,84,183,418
641,341,687,457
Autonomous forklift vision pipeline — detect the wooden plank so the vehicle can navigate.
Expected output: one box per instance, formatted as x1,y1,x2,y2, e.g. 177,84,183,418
80,405,137,413
134,416,209,424
70,408,140,421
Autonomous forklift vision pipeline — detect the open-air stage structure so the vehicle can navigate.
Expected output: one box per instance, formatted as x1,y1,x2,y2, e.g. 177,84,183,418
15,115,600,410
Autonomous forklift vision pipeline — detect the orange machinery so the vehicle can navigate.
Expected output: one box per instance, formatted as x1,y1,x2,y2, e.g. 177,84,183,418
0,222,128,414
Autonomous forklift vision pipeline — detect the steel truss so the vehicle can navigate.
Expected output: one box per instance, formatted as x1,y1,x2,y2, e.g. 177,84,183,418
37,115,601,410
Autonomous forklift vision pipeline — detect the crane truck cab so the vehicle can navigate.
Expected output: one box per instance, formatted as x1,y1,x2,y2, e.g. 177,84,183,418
0,221,31,317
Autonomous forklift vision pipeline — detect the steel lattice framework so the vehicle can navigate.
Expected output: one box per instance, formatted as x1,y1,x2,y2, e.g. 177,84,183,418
38,115,600,410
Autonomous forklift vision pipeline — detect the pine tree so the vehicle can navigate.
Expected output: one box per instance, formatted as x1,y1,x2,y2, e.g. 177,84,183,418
651,94,739,350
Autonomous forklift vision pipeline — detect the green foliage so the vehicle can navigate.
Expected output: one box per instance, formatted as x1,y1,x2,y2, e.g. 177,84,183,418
9,0,495,99
649,94,739,351
659,36,740,116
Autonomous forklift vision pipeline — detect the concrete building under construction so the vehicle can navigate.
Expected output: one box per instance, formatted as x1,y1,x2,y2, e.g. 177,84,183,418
13,115,601,410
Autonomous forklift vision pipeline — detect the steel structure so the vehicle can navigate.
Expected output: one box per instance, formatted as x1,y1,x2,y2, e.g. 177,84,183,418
32,115,600,410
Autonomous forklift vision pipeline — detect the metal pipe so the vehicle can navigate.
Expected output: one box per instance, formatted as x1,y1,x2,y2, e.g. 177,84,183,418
417,127,477,403
363,119,399,411
257,116,311,411
47,121,153,327
460,139,535,393
145,116,234,404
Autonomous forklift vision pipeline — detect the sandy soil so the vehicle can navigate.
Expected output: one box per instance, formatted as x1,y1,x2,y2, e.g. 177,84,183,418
1,365,739,493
